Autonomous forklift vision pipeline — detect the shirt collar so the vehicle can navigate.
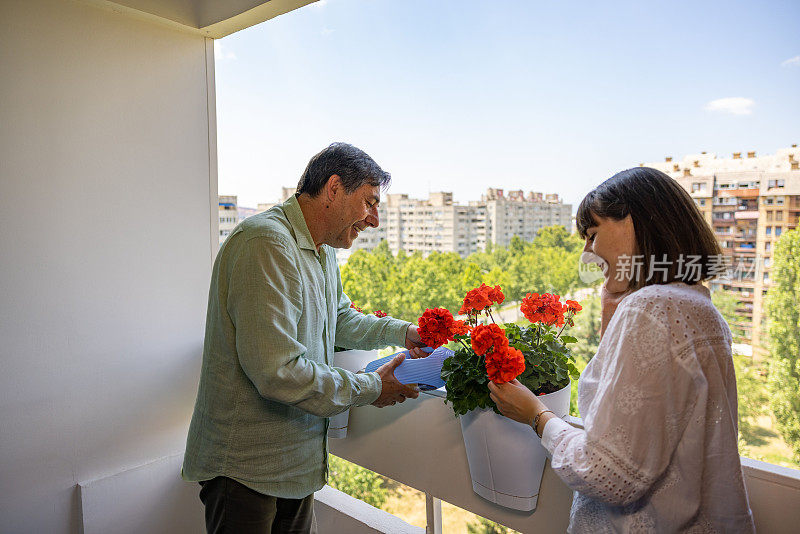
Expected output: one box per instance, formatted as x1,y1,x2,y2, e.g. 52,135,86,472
283,195,317,252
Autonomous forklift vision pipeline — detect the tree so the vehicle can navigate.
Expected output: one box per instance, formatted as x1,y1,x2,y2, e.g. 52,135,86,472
340,226,591,324
766,229,800,462
571,292,601,365
711,289,747,343
327,455,388,508
711,288,768,447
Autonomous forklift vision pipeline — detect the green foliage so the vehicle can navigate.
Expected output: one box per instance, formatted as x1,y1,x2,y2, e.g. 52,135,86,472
440,342,494,416
506,323,580,395
327,455,388,508
570,292,601,364
712,289,748,343
733,351,769,450
340,227,586,322
766,229,800,462
467,516,519,534
440,322,580,416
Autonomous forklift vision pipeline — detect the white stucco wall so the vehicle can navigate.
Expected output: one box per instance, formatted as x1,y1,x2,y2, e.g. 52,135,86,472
0,1,215,532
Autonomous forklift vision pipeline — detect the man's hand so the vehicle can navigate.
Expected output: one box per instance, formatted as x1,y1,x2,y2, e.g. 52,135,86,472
371,353,420,408
404,325,428,358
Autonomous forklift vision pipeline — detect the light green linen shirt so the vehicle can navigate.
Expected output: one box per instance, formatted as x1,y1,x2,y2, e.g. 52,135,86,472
182,195,410,498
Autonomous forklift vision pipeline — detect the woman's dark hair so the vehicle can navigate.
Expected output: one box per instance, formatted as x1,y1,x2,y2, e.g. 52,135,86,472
296,142,391,197
576,167,723,290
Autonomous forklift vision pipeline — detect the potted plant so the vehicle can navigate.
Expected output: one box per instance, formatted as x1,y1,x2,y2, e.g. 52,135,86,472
417,284,581,511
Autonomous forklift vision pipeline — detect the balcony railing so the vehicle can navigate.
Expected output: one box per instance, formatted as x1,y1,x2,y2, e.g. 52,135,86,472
327,350,800,533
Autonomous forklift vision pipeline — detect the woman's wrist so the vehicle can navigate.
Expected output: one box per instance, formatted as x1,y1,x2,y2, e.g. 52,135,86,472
535,411,557,438
527,398,547,427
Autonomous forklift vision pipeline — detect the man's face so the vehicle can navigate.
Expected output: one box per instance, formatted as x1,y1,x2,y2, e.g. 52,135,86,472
327,182,381,249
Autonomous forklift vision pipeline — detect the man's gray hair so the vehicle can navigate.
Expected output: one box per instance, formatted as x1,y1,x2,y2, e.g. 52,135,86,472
296,143,391,197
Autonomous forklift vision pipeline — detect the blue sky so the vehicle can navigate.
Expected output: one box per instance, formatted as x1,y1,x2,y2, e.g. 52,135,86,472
215,0,800,209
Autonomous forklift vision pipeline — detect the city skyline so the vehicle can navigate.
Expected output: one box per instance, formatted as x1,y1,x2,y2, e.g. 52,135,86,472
215,0,800,209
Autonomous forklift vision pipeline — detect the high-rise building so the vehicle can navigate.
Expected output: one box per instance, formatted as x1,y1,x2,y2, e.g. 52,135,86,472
643,144,800,350
218,195,238,245
346,188,571,261
471,189,572,251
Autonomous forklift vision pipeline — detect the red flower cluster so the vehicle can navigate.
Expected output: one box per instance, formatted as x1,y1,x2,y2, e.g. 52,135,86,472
566,300,582,313
470,324,508,356
485,346,525,384
373,310,388,318
468,321,525,384
418,308,470,349
459,283,505,315
520,293,568,326
349,303,364,313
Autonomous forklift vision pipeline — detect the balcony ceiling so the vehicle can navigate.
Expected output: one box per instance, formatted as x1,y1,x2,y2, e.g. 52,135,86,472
102,0,316,37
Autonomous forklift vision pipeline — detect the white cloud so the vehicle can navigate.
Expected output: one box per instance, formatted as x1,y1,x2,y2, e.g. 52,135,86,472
214,41,237,61
321,27,335,37
704,97,755,116
781,55,800,67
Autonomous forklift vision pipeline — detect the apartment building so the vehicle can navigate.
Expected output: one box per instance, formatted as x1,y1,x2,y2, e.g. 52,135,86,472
472,189,573,251
643,144,800,350
218,195,238,245
346,188,571,260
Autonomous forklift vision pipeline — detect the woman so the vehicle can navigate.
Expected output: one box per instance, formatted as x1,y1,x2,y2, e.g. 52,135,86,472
489,167,755,532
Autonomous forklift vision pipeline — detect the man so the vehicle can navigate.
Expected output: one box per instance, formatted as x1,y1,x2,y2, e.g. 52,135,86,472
183,143,426,533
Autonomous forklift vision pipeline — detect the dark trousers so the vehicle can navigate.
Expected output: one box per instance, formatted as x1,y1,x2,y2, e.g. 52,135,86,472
199,477,317,534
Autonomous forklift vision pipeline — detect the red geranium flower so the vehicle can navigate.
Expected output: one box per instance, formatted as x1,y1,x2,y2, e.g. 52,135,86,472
488,285,505,306
349,303,364,313
373,310,388,318
485,346,526,384
418,308,457,349
470,323,509,356
566,300,582,313
459,286,492,315
459,283,505,315
451,319,471,336
520,292,567,326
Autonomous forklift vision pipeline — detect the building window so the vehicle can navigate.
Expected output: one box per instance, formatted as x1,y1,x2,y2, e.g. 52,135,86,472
765,197,774,205
766,242,772,252
777,196,785,206
776,211,784,221
776,227,783,237
766,211,773,221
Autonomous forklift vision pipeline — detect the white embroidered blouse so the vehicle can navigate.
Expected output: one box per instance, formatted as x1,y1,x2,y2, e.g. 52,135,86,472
541,283,755,533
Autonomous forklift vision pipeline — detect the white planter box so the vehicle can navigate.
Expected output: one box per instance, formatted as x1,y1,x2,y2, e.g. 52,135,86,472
329,349,381,440
459,382,571,511
328,409,350,439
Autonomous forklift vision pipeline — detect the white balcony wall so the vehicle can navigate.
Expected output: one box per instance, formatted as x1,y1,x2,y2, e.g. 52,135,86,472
0,0,215,531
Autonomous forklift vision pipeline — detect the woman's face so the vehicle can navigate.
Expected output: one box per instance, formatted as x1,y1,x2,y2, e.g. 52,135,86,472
583,213,637,293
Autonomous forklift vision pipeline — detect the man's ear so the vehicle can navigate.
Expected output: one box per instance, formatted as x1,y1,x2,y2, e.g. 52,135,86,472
325,174,342,202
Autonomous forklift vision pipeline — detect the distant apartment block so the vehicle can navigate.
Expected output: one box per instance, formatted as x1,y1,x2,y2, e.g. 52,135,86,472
218,195,238,245
643,144,800,350
346,188,571,261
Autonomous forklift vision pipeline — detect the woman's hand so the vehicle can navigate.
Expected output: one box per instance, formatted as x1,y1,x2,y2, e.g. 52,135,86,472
488,379,545,426
404,325,429,358
600,284,631,338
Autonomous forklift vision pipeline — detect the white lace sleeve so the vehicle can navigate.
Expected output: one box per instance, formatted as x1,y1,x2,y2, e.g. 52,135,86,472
541,306,699,506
